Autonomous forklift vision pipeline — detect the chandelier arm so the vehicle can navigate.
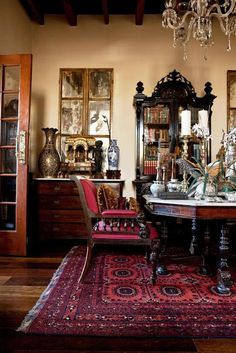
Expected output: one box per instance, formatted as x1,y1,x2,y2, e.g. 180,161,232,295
183,18,196,44
206,1,236,18
210,13,236,35
165,10,198,30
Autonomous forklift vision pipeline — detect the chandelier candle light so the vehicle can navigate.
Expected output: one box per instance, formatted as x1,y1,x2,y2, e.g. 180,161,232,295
192,109,210,167
162,0,236,60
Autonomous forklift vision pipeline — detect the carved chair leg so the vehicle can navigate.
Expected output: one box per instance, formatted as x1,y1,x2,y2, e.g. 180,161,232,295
79,244,93,283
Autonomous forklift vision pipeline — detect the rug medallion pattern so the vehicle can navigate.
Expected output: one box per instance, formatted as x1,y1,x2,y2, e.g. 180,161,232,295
17,246,236,337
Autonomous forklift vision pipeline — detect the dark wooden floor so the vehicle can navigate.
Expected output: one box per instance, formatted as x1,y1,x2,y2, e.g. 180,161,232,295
0,240,236,353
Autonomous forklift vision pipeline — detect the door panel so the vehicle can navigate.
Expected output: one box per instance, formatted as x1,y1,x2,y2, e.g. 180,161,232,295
0,54,32,255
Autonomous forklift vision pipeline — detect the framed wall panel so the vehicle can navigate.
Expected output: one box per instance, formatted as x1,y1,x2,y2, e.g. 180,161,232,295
59,68,113,164
227,70,236,131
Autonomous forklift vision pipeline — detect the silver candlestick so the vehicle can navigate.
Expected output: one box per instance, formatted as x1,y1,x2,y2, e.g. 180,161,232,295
181,135,190,192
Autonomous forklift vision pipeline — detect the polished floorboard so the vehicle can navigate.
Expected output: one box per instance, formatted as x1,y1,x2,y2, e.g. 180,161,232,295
0,240,235,353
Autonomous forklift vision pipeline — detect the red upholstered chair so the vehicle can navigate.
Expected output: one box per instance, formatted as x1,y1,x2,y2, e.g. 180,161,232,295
70,176,160,284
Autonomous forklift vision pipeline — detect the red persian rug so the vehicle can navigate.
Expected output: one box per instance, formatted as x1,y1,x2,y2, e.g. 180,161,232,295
17,246,236,338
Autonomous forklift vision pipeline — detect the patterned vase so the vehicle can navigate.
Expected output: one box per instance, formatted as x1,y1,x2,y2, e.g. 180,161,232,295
38,128,60,178
108,139,120,170
225,144,236,179
150,181,165,197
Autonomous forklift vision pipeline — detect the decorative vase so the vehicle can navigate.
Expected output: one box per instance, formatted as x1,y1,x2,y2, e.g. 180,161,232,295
108,139,120,170
167,178,182,193
38,127,60,178
150,181,165,197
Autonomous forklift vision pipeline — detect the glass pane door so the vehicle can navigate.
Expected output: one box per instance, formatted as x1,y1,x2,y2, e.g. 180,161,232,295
0,65,19,231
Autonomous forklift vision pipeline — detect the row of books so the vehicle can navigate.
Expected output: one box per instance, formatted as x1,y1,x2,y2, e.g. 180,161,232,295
143,160,157,175
144,105,170,124
144,127,169,143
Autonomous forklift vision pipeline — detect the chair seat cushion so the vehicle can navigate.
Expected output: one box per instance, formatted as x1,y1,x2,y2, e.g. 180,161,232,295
92,233,142,240
102,209,137,217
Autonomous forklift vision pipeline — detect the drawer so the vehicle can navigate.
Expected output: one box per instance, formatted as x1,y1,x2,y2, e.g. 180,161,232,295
36,181,79,195
39,222,88,238
39,209,85,223
38,195,82,209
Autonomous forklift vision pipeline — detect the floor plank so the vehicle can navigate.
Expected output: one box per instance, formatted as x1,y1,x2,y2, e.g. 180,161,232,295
0,241,235,353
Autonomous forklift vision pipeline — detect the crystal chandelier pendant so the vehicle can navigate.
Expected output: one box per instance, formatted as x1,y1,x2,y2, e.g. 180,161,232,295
162,0,236,60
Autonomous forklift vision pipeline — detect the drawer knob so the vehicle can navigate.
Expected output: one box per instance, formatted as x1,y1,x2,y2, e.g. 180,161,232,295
54,200,60,204
52,227,60,231
53,214,60,218
54,186,61,191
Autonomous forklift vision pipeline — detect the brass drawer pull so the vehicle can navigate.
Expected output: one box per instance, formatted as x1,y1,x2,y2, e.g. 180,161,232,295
52,227,60,231
53,214,60,218
54,186,61,191
54,200,60,204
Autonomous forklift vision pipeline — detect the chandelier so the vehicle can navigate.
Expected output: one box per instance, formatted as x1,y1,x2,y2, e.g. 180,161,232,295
162,0,236,60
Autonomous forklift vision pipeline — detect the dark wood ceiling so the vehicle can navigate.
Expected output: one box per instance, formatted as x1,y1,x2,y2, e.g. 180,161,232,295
19,0,165,26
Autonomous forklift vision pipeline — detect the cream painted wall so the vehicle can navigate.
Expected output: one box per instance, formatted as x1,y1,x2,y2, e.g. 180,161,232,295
30,14,236,195
1,2,236,196
0,0,31,54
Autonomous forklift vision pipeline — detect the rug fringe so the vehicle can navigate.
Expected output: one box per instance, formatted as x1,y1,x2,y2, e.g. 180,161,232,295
16,246,79,333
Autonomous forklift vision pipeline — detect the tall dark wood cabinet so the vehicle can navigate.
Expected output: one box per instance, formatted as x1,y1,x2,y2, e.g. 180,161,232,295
133,70,216,200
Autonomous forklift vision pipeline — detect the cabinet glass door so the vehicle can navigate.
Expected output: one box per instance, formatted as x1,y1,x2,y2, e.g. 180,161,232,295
143,103,172,176
0,55,31,255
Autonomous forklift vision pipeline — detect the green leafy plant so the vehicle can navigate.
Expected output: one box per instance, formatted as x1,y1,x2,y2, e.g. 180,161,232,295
177,157,236,198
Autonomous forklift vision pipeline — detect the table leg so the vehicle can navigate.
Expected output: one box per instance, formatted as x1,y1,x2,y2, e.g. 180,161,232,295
156,219,169,275
198,224,211,276
216,224,233,294
189,218,198,255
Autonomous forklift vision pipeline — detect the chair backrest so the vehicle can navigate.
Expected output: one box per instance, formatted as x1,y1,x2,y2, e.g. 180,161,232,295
70,176,100,239
70,176,99,215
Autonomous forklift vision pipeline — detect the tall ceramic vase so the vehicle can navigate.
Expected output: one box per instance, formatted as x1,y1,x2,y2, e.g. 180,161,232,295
38,127,60,178
108,139,120,170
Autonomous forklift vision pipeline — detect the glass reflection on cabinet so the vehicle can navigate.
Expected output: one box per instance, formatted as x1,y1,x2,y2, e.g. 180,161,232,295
4,66,20,91
0,177,16,202
1,120,17,145
1,149,16,173
0,205,16,230
3,94,18,117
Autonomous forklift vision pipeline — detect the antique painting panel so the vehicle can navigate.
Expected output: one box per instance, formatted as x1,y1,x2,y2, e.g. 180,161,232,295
88,100,110,136
88,69,112,99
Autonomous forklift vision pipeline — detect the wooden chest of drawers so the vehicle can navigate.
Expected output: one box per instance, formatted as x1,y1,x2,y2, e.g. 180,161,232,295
35,179,87,240
34,178,125,241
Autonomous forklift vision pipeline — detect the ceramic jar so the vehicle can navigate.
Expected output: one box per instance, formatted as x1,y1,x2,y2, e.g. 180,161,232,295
38,127,60,178
150,181,165,197
167,178,182,192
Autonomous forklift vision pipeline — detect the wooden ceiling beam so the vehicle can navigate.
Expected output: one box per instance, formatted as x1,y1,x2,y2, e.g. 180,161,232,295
101,0,109,24
19,0,44,25
135,0,145,25
62,0,77,26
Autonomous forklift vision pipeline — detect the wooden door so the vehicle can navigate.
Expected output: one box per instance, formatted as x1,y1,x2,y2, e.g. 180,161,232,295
0,54,32,255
